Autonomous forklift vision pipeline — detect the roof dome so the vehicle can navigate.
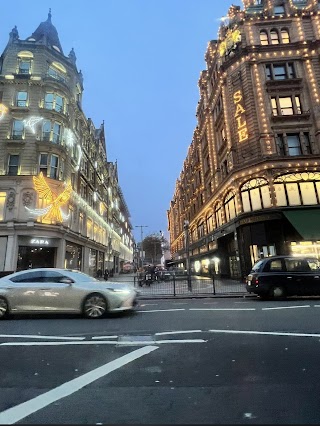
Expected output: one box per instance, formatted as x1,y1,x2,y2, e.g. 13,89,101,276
29,9,63,53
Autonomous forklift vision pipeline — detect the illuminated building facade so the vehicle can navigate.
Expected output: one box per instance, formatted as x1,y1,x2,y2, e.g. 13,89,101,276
168,0,320,278
0,11,134,275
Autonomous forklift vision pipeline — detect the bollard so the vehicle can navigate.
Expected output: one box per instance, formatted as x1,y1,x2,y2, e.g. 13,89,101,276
212,276,216,295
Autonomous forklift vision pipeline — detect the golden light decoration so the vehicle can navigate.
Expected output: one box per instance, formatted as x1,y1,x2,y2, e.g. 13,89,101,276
27,172,72,223
0,103,8,120
219,28,241,56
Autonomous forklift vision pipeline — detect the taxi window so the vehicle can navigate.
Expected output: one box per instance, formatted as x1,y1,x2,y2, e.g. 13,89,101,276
306,258,320,271
285,259,310,273
264,259,284,272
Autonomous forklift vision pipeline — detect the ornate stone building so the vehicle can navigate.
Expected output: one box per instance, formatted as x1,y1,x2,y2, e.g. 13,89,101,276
168,0,320,279
0,11,134,275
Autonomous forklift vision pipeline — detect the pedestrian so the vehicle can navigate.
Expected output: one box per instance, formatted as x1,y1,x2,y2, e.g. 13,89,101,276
104,269,109,280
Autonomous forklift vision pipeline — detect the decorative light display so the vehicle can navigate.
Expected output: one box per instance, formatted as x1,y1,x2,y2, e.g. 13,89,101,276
23,116,43,133
0,103,8,120
64,128,75,147
219,28,241,56
26,172,72,223
233,90,248,142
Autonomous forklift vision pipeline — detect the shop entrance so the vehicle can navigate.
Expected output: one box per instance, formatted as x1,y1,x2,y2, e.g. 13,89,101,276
17,246,56,270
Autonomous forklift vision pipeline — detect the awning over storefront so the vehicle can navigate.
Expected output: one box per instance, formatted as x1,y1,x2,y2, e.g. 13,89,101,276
284,209,320,240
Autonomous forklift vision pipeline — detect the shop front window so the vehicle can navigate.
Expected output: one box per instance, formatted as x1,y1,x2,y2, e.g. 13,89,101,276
241,178,271,212
274,172,320,206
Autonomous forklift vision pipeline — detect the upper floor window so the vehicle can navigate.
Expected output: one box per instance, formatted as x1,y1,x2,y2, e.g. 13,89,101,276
16,51,33,75
42,120,63,144
260,28,290,45
206,212,214,234
271,95,302,116
241,178,272,213
215,203,224,228
266,63,295,80
8,154,19,176
39,153,60,179
12,119,24,140
281,29,290,44
44,93,65,113
274,5,285,15
276,132,312,156
47,62,67,83
260,31,269,45
16,91,28,107
270,29,280,44
0,193,6,221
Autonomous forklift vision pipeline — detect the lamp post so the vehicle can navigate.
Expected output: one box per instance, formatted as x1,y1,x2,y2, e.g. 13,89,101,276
135,225,148,268
184,220,192,292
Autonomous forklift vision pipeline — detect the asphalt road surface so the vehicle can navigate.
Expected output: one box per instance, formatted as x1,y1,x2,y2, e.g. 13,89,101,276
1,297,320,424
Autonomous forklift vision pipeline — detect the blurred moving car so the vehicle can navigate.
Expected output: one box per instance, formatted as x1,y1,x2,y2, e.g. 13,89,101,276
246,256,320,299
0,268,138,319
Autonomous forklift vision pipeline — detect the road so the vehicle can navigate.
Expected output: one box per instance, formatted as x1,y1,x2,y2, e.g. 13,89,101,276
1,297,320,424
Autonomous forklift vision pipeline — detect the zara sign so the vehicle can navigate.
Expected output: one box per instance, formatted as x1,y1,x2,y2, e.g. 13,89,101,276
30,238,50,246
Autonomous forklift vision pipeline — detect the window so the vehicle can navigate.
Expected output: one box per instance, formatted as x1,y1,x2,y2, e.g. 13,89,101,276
265,63,295,80
224,191,237,222
50,155,59,179
16,91,28,107
274,172,320,207
260,30,269,45
287,134,302,155
281,29,290,44
206,212,214,233
8,155,19,175
39,153,48,176
12,120,24,140
18,59,31,75
197,221,205,238
276,133,309,156
47,62,67,83
285,258,310,273
270,29,280,44
42,120,63,144
52,123,62,144
241,178,272,212
271,95,302,116
0,192,6,221
44,93,65,113
266,259,284,272
274,5,285,15
215,203,224,228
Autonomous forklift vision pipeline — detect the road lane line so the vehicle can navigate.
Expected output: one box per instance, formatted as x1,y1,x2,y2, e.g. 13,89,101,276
208,329,320,338
262,305,310,310
155,330,202,336
157,339,206,344
314,305,320,308
91,336,118,340
0,334,85,340
0,346,158,425
137,309,185,313
189,308,256,311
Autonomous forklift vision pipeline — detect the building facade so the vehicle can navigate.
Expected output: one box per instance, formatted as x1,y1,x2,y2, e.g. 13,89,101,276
0,12,134,276
168,0,320,279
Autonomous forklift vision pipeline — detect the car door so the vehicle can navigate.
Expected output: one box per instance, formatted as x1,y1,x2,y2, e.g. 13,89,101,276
36,271,78,312
6,270,45,311
261,258,286,293
284,258,314,296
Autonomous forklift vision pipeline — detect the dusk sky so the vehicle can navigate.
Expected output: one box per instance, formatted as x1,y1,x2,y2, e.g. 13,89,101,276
0,0,242,242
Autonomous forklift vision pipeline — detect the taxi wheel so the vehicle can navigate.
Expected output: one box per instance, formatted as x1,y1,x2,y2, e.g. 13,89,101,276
270,286,286,299
0,297,9,319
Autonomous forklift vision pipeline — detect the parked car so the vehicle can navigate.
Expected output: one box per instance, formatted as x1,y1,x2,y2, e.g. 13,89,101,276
0,268,138,319
246,256,320,299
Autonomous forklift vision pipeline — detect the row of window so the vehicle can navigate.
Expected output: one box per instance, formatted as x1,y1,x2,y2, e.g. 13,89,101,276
191,173,320,240
260,28,290,45
16,53,67,83
4,153,64,180
12,91,66,113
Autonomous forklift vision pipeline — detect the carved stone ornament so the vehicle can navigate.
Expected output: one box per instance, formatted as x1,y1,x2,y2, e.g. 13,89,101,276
6,191,15,210
22,191,34,207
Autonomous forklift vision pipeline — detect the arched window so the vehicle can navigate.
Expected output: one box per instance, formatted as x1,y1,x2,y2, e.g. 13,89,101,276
281,29,290,44
260,30,269,45
206,211,215,233
215,203,224,228
270,29,280,45
197,220,205,238
274,173,320,207
48,61,67,83
224,191,237,222
241,178,272,212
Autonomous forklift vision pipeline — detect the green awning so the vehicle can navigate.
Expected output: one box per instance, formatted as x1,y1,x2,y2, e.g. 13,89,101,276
284,209,320,240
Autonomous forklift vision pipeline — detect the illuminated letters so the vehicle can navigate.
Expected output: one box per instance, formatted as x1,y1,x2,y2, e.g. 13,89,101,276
233,90,248,142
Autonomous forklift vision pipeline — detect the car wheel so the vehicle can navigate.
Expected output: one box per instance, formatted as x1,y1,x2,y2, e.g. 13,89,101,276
270,286,286,299
83,293,107,319
0,297,9,319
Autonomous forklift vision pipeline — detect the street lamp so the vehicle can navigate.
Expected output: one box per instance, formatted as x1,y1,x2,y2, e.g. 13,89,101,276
184,220,192,292
135,225,148,268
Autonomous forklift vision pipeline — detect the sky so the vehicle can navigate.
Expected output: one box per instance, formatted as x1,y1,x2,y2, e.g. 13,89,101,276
0,0,242,242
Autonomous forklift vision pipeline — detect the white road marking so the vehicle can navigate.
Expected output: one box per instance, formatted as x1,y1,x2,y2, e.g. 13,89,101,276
157,339,206,344
0,346,157,425
0,334,84,341
155,330,202,336
208,329,320,338
262,305,311,310
91,336,118,340
314,305,320,308
189,308,256,311
140,304,158,306
137,309,186,313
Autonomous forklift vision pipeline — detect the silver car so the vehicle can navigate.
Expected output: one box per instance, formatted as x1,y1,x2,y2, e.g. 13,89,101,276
0,268,138,319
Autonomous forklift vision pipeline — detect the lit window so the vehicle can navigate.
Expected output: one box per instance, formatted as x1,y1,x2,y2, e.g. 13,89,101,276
47,62,67,82
215,203,224,228
270,30,280,44
0,192,6,221
224,191,237,222
8,155,19,176
16,91,28,107
260,30,269,45
271,96,302,115
281,29,290,43
241,178,271,212
274,173,320,207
